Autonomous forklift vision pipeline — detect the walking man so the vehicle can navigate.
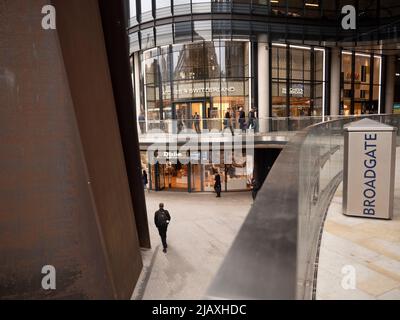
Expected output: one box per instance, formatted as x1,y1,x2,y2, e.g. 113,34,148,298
238,107,246,132
248,107,256,131
138,112,146,135
193,112,201,134
214,172,222,198
224,108,234,136
154,203,171,253
142,170,148,191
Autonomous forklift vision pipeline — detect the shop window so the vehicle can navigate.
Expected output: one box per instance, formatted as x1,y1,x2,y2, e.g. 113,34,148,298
340,51,381,115
271,44,326,117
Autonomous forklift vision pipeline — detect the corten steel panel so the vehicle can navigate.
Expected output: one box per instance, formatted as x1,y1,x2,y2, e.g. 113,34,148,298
0,0,143,299
51,0,143,299
98,0,151,249
0,0,113,299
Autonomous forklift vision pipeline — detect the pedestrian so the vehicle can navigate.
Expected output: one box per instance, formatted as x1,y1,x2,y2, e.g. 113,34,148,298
248,107,257,131
214,172,222,198
138,112,146,134
238,107,246,132
154,203,171,253
251,177,259,200
193,112,201,134
142,170,148,191
224,108,234,135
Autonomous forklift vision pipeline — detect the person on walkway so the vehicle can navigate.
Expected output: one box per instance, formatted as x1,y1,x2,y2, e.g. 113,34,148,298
154,203,171,253
251,177,260,200
224,108,234,135
238,107,246,132
142,170,148,191
214,172,222,198
138,112,146,135
193,112,201,134
248,107,257,131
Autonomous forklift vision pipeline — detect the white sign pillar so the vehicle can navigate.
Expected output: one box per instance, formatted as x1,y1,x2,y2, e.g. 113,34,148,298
343,119,397,219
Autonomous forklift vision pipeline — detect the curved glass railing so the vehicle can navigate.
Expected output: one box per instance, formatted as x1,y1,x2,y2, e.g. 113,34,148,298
137,115,399,142
137,116,326,137
205,114,400,300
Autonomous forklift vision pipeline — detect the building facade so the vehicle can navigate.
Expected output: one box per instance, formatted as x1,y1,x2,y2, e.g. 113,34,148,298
128,0,400,192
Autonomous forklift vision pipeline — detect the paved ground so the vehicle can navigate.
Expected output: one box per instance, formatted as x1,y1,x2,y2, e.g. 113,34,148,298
316,148,400,300
132,191,252,300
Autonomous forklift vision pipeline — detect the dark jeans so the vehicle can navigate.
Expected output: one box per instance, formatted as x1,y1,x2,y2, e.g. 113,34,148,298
215,185,221,197
158,226,168,249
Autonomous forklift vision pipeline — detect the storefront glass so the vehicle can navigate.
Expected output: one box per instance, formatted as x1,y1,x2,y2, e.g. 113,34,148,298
141,40,251,130
142,149,253,192
271,44,326,117
340,51,382,115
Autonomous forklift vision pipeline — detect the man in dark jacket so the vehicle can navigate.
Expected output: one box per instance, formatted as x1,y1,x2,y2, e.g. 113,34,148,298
154,203,171,253
238,107,246,132
214,173,222,198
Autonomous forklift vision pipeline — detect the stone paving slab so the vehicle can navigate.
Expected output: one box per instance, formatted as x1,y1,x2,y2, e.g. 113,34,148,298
317,148,400,300
132,191,252,300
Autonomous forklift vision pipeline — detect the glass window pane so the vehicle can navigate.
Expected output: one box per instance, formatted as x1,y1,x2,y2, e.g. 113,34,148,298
156,0,172,18
141,28,155,50
129,0,137,23
156,24,173,47
193,20,212,41
174,0,192,15
129,32,140,52
373,56,381,85
341,52,352,84
141,0,152,13
174,21,192,43
355,54,371,84
140,0,153,22
192,0,211,13
314,50,324,82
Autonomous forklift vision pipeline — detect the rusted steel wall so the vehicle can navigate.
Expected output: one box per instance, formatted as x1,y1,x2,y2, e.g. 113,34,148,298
0,0,143,299
98,0,151,249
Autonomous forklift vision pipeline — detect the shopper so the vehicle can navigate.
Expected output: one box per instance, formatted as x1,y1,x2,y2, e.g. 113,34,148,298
238,107,246,132
154,203,171,253
251,177,260,200
193,112,201,134
248,107,257,131
214,173,222,198
224,108,234,135
142,170,148,191
138,112,146,134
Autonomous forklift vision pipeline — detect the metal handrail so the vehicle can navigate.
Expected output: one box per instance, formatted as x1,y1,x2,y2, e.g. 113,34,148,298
205,114,400,300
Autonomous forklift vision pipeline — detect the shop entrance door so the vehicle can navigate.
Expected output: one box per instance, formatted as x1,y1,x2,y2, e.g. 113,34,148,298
173,100,210,133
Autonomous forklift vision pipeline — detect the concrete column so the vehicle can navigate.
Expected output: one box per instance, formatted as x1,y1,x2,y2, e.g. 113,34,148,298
385,55,396,114
257,34,270,132
330,47,341,116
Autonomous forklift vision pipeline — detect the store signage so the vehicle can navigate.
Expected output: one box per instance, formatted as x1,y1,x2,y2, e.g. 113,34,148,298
343,119,397,219
163,152,182,159
163,86,235,97
281,84,304,96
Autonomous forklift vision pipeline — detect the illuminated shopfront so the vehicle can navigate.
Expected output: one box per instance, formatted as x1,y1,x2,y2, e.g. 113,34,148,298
340,51,382,115
271,44,326,117
140,149,253,192
141,40,251,131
